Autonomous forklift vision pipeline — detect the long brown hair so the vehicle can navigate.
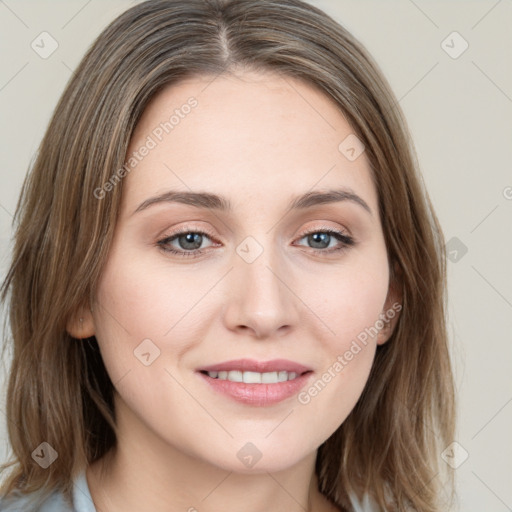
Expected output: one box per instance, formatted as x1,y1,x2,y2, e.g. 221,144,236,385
0,0,455,510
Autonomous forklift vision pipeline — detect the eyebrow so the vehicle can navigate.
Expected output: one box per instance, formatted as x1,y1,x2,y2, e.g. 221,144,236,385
133,188,372,216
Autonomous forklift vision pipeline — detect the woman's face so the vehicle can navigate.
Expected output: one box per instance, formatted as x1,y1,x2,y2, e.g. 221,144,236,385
87,70,398,473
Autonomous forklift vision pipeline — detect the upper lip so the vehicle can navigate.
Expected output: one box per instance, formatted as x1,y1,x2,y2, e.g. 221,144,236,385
198,358,312,374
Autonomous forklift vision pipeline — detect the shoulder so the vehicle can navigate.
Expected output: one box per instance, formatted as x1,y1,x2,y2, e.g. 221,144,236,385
350,492,381,512
0,471,96,512
316,489,379,512
0,489,71,511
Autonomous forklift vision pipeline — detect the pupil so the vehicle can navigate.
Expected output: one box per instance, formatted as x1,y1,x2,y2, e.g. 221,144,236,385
309,232,329,249
180,233,202,250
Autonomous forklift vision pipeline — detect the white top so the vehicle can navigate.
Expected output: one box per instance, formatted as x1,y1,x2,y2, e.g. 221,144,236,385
0,470,378,511
0,471,95,511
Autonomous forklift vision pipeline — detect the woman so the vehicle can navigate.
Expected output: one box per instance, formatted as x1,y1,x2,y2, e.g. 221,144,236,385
0,0,456,510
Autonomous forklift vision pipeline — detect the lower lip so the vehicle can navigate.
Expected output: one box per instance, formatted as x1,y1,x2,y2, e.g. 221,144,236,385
197,372,313,406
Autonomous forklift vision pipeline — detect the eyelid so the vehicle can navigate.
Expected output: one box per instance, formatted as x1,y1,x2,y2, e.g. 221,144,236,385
293,225,355,251
296,223,352,240
156,222,355,258
156,224,220,256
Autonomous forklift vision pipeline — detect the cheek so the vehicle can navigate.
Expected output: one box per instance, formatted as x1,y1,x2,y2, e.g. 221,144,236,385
304,252,390,352
293,254,388,419
91,250,169,383
92,248,205,370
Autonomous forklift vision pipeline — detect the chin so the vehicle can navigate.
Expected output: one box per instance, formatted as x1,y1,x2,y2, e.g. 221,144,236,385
201,435,317,474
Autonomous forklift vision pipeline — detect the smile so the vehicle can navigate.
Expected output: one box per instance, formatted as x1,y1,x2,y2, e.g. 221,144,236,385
197,359,313,406
204,370,301,383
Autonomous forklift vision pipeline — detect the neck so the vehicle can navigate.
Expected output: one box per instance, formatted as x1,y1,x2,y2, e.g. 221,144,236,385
86,398,334,512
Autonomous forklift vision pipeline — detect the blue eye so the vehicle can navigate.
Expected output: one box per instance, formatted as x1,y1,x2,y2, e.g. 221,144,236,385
294,228,355,254
157,227,355,258
157,230,216,258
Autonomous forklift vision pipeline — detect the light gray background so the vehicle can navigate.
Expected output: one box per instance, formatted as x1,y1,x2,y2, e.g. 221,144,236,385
0,1,511,510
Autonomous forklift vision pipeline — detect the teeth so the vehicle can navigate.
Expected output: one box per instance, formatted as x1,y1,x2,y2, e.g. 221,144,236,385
278,371,288,382
228,370,243,382
261,371,277,383
206,370,301,383
243,371,261,384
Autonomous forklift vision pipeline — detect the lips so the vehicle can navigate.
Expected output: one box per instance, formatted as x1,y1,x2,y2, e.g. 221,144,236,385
196,358,313,406
198,358,311,374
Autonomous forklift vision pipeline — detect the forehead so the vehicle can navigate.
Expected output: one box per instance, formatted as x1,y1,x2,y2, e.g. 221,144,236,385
121,70,378,217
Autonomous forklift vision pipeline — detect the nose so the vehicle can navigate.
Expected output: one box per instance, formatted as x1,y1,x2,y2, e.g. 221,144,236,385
222,244,301,339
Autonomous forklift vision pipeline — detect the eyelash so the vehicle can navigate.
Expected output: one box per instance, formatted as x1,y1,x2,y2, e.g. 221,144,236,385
157,226,355,259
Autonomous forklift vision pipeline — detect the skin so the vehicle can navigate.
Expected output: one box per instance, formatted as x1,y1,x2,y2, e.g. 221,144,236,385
69,70,400,512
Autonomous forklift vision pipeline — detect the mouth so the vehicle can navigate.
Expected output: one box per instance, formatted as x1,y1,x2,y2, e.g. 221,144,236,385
196,359,313,406
200,369,306,383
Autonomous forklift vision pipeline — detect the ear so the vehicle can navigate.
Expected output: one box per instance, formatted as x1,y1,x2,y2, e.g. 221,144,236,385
66,304,95,339
376,265,403,346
